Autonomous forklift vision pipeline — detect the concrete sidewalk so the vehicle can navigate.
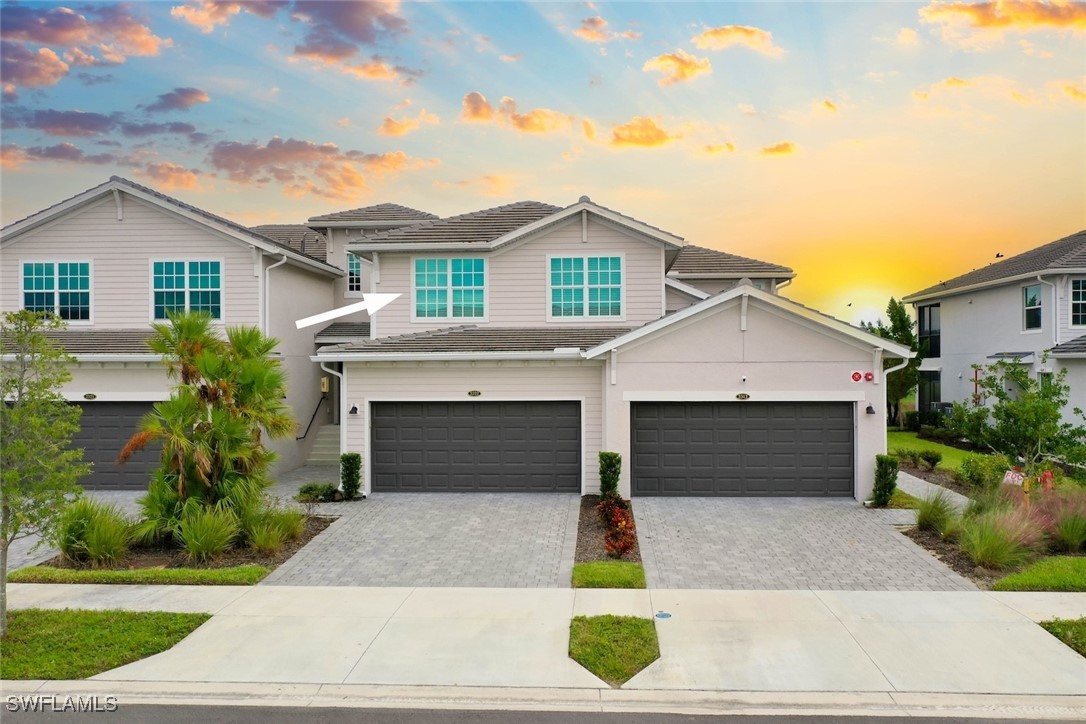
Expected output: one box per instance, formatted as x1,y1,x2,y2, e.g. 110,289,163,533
8,584,1086,698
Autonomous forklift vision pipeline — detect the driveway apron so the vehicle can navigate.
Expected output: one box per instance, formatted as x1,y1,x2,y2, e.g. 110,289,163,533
634,498,975,591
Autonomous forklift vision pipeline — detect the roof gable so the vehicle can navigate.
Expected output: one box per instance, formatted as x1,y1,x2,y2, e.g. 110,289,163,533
904,229,1086,302
307,202,438,227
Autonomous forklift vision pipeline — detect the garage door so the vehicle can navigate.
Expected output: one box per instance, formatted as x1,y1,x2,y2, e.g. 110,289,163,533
631,402,854,497
371,401,580,492
72,402,158,491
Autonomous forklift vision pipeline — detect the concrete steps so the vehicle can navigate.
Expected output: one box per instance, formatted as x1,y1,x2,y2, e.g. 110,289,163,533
306,425,341,465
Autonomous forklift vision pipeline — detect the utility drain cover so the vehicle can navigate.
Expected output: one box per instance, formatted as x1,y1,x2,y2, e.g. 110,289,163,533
655,612,672,619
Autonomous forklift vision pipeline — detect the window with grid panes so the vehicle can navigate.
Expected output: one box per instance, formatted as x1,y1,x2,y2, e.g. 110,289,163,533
413,258,486,318
22,262,91,320
153,261,221,319
550,256,622,318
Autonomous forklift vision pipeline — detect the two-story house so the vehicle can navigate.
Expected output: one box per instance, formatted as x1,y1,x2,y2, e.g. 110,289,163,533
3,177,911,501
902,230,1086,423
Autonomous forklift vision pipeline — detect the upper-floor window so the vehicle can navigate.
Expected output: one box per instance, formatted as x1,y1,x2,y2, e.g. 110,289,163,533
918,303,940,358
549,255,623,319
1072,279,1086,326
153,260,221,319
1023,284,1042,331
347,254,362,293
413,257,485,319
22,261,91,321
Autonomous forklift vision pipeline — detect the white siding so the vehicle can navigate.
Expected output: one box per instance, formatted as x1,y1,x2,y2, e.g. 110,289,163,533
372,218,665,337
342,360,605,494
1,194,259,327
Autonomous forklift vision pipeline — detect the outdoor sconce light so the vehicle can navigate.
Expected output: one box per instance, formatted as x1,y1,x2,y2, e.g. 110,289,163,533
865,404,876,415
349,405,358,415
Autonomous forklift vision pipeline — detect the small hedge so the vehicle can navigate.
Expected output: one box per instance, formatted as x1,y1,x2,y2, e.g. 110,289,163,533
340,452,362,500
8,565,270,586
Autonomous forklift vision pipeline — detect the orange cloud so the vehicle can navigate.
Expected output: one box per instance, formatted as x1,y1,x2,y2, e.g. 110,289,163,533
572,16,642,43
897,27,921,45
582,119,597,141
377,108,440,136
691,25,784,56
461,91,496,122
820,99,839,112
435,174,518,197
761,141,796,156
701,143,735,156
459,92,572,133
1064,82,1086,101
643,50,712,86
610,117,679,148
920,0,1086,31
1,144,28,169
136,161,202,190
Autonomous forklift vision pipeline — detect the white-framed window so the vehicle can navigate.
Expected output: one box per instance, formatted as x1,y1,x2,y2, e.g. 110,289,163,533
412,257,486,319
1023,283,1042,331
22,261,92,322
548,255,623,319
347,253,362,294
1072,279,1086,326
152,260,222,319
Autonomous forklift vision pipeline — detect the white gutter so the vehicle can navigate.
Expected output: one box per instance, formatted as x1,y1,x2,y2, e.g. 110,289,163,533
1037,275,1058,346
311,351,590,363
775,278,793,291
904,268,1086,304
320,362,347,472
263,254,288,333
1,354,160,363
882,355,913,435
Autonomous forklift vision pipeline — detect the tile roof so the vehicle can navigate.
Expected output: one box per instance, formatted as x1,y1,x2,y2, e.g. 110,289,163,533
356,201,562,245
315,322,371,342
0,329,157,355
667,244,793,278
905,229,1086,300
307,203,438,224
1049,335,1086,355
326,325,630,353
250,225,328,263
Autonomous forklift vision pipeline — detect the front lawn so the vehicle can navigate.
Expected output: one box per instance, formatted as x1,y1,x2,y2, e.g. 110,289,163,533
569,615,659,686
888,489,921,509
572,561,646,589
887,431,971,472
0,609,210,679
8,565,269,586
1041,617,1086,658
992,557,1086,592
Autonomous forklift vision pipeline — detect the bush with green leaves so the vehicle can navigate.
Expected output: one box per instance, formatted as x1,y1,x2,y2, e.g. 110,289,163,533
340,452,362,500
1033,488,1086,552
176,506,238,562
599,452,621,500
957,454,1014,492
918,450,943,470
914,490,957,536
943,402,990,447
904,411,921,432
247,519,287,555
295,482,337,504
959,508,1041,569
54,497,133,567
893,448,922,467
871,455,898,508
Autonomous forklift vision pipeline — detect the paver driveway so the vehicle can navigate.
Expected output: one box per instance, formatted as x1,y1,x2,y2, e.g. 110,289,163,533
263,492,581,587
634,498,975,591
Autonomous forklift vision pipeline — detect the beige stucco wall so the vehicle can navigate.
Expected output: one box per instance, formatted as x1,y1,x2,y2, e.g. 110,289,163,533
60,363,170,402
601,298,891,501
342,360,605,495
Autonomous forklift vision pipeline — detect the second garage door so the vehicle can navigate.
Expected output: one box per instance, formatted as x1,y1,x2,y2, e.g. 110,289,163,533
631,401,854,497
72,402,158,491
371,401,581,492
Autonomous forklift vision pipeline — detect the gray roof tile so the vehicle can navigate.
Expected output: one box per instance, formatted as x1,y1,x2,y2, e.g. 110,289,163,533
0,329,157,355
328,325,630,353
250,225,328,263
906,229,1086,300
1049,335,1086,355
307,203,438,224
315,322,371,341
667,244,793,277
357,201,562,245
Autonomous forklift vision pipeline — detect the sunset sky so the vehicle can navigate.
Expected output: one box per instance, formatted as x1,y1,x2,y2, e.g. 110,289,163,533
1,0,1083,324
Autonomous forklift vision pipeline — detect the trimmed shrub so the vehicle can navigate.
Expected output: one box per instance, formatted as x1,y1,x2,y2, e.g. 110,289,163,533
958,454,1014,492
599,452,621,500
340,452,362,500
295,482,336,504
176,506,238,562
919,450,943,470
893,448,922,467
915,489,956,535
247,519,287,555
270,507,306,541
55,497,133,567
904,411,921,432
872,454,899,508
597,495,629,525
604,507,637,558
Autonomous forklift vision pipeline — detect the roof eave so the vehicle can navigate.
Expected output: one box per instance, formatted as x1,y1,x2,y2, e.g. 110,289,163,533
903,269,1086,304
489,201,684,250
307,219,426,229
667,271,797,280
347,241,492,253
311,350,592,362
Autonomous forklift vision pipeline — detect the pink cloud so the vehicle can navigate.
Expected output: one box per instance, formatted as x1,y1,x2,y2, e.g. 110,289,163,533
572,15,641,43
170,1,287,33
137,161,203,190
146,87,211,113
0,41,68,94
459,92,573,133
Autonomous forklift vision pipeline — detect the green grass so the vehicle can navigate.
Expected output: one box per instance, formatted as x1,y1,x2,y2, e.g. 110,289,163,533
888,489,921,509
887,431,972,472
0,609,210,679
569,615,659,686
8,565,270,586
1041,617,1086,658
991,556,1086,592
572,561,647,589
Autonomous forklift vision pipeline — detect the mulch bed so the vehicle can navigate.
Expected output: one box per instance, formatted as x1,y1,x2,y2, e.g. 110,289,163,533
900,462,973,498
575,495,641,564
40,515,336,571
903,525,1000,589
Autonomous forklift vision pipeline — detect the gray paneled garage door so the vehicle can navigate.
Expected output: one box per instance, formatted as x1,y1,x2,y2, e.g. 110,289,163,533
371,401,580,492
631,402,854,497
72,402,158,491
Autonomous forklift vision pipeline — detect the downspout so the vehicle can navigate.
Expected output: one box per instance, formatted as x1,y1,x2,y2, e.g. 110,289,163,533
882,355,912,442
320,361,349,490
1037,275,1058,347
263,254,288,333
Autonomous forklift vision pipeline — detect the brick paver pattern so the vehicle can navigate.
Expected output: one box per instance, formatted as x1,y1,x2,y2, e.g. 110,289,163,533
634,497,976,591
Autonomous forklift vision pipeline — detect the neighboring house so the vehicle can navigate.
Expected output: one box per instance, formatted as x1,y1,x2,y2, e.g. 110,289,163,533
3,178,911,501
902,230,1086,423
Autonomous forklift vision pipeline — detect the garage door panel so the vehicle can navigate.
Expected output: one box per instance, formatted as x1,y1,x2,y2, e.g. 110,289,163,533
371,401,580,493
631,402,854,497
72,402,157,491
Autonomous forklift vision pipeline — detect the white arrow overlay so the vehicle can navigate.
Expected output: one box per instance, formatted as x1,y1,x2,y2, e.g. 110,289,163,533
295,293,401,329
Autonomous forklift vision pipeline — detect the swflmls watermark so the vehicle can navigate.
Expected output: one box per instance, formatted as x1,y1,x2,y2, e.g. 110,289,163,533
6,695,118,713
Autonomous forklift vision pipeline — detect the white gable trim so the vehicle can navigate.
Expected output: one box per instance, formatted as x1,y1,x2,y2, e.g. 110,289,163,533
664,277,710,300
585,284,914,359
489,201,684,250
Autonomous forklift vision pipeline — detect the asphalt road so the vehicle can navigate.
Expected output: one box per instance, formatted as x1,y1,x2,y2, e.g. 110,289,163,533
1,705,1073,724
